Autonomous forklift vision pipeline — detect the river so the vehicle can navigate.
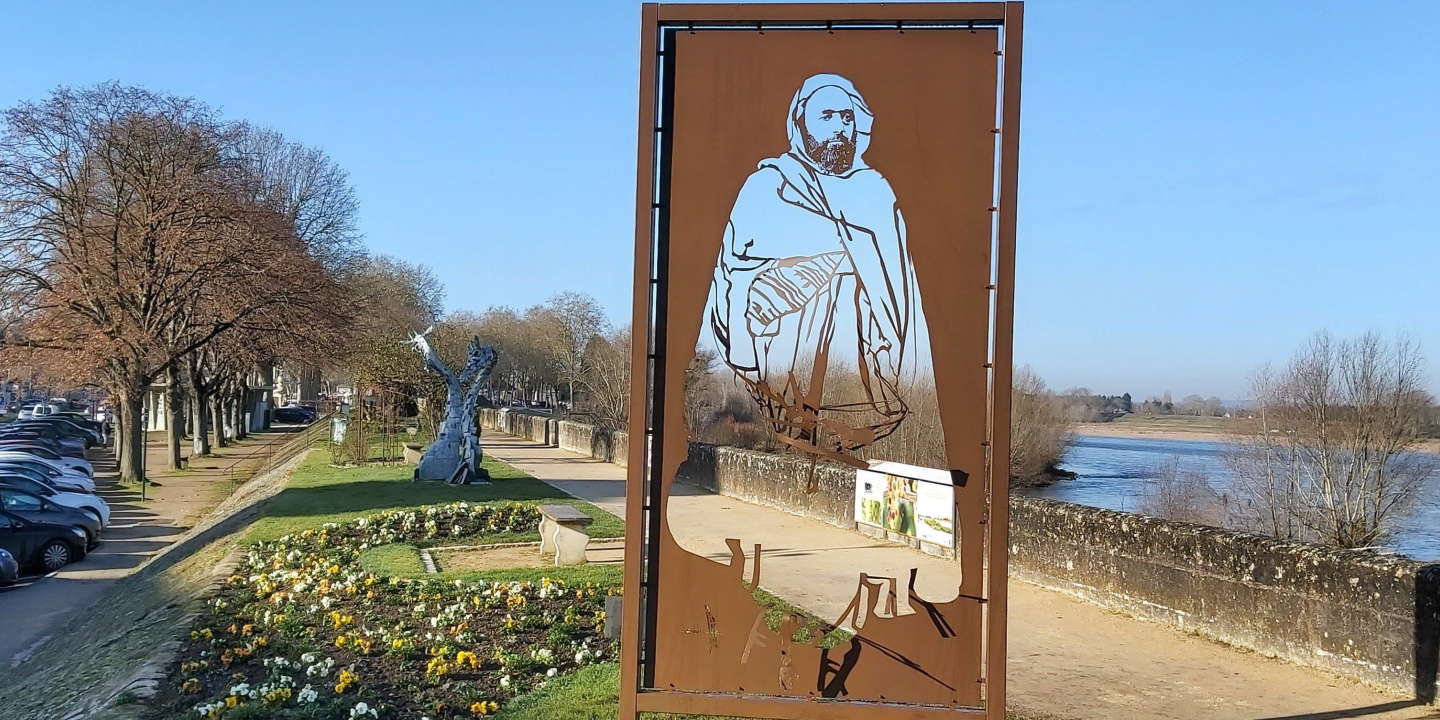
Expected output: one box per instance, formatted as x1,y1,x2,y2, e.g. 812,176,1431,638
1021,435,1440,561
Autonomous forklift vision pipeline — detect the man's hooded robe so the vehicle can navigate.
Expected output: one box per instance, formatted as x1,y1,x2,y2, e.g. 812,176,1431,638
704,74,919,466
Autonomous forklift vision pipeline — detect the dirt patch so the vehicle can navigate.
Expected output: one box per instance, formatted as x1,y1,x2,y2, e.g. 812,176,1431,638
432,540,624,572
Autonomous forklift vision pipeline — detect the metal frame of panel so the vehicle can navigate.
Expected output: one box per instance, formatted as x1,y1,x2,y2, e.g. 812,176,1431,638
623,4,1023,718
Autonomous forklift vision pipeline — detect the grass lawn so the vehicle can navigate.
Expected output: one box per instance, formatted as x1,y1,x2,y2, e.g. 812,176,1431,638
245,446,623,543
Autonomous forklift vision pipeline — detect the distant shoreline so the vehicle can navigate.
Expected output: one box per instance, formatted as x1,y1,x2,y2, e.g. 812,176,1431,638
1073,421,1440,454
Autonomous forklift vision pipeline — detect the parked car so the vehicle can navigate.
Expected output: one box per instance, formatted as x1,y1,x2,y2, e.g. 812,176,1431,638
0,438,89,463
14,431,91,455
0,463,92,494
0,510,86,571
16,405,37,421
0,448,92,477
16,417,101,447
273,405,316,424
46,414,106,443
0,546,18,583
0,430,86,456
0,476,109,527
0,488,101,548
0,458,95,492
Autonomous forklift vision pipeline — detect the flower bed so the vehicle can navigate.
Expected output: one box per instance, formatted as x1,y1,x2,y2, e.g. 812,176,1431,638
146,502,616,719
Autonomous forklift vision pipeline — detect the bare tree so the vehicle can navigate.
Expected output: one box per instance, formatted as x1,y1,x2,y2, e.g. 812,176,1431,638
1227,331,1438,548
542,291,607,414
0,84,359,480
1138,456,1225,525
580,327,631,430
0,85,254,482
464,305,559,407
342,255,444,398
1009,366,1076,485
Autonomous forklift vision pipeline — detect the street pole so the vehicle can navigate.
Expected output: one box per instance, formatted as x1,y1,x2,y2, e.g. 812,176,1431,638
140,397,149,501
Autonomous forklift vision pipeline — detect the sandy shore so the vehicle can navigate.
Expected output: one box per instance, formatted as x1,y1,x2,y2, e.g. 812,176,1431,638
1074,422,1440,454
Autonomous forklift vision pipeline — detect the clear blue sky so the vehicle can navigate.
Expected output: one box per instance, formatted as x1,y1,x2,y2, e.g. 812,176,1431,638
1,1,1435,402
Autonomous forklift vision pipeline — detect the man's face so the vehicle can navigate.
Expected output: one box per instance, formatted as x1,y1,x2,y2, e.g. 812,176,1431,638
800,85,857,175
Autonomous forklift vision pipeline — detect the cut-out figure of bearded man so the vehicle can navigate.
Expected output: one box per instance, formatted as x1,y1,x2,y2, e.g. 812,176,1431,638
705,73,919,468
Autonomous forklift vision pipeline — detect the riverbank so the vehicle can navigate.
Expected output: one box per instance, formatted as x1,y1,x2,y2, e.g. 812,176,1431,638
1074,418,1440,453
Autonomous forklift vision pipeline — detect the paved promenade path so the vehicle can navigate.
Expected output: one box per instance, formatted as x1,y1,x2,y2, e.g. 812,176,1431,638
486,433,1437,720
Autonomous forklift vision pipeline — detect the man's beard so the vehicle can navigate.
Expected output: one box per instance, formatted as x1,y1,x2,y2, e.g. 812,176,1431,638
802,132,856,175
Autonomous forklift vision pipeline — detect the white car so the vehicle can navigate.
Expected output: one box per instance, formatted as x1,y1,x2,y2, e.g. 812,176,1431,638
0,451,93,481
0,446,92,476
16,405,36,420
0,476,109,527
0,460,94,493
0,463,92,494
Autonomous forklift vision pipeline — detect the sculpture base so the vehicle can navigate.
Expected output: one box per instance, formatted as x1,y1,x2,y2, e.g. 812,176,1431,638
416,434,462,481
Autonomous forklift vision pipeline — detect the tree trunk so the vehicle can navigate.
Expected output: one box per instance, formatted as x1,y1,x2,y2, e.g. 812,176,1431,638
119,390,145,484
192,392,211,456
233,388,247,439
114,404,125,469
188,357,212,456
212,395,228,448
166,364,185,469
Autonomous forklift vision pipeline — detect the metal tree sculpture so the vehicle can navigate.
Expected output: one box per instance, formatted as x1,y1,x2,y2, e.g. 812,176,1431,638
408,328,498,483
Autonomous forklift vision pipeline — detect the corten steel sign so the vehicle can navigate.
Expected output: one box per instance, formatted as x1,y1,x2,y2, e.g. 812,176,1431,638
622,3,1022,719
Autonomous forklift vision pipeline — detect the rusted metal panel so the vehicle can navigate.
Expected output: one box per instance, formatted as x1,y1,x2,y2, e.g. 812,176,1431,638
619,5,661,719
638,689,987,718
656,2,1008,23
984,4,1023,717
624,4,1022,718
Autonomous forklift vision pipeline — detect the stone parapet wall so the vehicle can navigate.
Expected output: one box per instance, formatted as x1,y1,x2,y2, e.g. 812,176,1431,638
479,408,554,445
1009,497,1437,699
478,409,628,467
680,442,855,530
557,420,628,467
476,412,1438,699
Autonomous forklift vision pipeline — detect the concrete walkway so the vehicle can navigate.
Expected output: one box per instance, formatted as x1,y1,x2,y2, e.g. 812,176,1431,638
485,433,1438,720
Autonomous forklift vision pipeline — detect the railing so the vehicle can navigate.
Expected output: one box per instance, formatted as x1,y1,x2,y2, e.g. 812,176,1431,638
225,415,333,490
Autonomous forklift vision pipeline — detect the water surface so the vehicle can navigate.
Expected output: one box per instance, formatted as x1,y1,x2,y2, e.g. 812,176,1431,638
1021,435,1439,561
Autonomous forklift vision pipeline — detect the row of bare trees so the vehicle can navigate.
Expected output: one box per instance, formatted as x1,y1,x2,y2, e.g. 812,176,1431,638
0,83,360,483
337,288,616,433
1136,331,1437,550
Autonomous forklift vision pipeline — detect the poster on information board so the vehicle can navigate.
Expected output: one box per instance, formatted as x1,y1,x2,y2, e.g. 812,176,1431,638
856,461,956,548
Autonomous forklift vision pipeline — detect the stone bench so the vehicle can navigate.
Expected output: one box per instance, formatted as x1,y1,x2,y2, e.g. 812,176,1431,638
537,504,593,566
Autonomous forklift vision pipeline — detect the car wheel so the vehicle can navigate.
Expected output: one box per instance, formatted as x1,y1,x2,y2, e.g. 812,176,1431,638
40,540,72,570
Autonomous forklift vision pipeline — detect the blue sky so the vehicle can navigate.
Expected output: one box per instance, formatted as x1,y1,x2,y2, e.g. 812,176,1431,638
0,1,1434,402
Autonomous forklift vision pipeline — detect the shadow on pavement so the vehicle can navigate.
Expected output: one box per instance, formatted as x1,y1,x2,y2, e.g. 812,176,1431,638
1254,700,1438,719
